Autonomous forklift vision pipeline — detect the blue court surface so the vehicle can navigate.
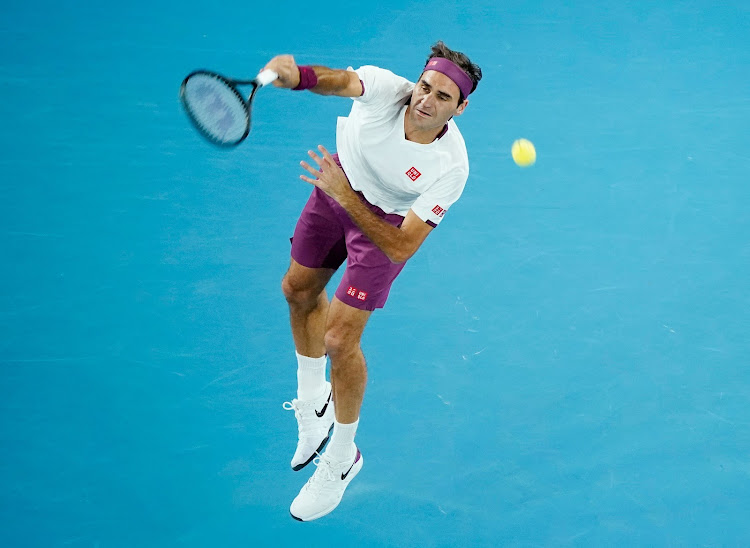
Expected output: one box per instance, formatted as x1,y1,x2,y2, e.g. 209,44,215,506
2,1,749,546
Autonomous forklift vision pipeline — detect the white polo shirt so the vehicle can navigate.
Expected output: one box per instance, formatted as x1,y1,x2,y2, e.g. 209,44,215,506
335,65,469,227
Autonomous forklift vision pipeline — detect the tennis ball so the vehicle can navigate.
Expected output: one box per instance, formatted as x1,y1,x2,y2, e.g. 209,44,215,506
511,138,536,167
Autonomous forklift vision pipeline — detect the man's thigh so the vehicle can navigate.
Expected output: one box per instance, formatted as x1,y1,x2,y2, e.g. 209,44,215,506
291,187,348,271
284,258,336,296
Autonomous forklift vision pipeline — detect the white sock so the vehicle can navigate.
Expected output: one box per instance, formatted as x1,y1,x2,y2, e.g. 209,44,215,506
296,351,327,400
326,419,359,462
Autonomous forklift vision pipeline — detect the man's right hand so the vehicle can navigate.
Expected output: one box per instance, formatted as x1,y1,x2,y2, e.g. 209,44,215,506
262,55,300,88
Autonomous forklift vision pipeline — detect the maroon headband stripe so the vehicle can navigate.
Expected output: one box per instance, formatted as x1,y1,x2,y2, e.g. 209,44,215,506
424,57,473,98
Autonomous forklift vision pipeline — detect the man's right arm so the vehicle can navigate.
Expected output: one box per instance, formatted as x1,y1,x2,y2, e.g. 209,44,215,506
263,55,363,97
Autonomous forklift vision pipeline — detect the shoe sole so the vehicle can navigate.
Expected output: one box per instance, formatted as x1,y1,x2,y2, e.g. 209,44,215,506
291,423,334,471
290,453,363,522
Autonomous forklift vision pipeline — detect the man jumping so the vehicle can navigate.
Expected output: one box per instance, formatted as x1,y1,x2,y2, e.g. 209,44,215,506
263,41,482,521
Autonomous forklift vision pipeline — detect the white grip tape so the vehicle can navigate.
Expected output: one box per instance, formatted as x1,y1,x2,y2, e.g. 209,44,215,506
255,70,278,87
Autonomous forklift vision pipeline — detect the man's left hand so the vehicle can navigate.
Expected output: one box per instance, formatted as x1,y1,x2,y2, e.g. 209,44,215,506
300,145,353,204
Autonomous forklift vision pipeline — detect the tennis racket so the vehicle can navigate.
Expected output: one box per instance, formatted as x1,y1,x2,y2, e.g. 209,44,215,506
179,69,278,147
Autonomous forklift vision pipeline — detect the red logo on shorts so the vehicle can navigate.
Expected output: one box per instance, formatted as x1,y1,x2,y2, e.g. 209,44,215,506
431,205,446,218
347,286,368,301
406,167,421,181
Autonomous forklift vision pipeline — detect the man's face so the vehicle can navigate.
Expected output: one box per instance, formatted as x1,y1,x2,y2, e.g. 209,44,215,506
408,70,468,131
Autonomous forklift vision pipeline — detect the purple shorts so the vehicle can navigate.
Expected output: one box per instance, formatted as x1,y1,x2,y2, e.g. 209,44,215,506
290,155,406,311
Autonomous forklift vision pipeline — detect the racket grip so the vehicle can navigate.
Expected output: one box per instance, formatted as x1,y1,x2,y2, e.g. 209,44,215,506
255,69,279,87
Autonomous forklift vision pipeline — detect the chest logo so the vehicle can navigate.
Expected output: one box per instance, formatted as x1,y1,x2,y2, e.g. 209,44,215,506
405,167,422,181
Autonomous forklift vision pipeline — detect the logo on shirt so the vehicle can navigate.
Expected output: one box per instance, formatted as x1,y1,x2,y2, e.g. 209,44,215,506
432,205,446,218
347,286,368,301
405,167,422,181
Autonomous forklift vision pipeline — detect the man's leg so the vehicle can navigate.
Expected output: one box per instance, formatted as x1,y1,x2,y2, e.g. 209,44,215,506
281,258,337,471
281,258,335,359
290,297,370,521
325,296,371,425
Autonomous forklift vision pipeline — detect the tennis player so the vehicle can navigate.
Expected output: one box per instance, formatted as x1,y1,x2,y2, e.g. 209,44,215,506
263,41,482,521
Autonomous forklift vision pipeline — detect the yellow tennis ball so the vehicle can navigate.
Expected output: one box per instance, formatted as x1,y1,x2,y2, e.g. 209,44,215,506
512,138,536,167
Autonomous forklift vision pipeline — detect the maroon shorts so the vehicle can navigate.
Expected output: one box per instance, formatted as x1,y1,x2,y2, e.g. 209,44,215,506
290,155,407,311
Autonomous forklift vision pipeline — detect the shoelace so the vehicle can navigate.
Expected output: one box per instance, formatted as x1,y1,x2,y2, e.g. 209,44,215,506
282,399,319,435
305,453,339,490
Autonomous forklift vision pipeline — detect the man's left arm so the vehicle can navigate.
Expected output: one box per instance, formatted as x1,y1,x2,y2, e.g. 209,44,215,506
300,146,433,264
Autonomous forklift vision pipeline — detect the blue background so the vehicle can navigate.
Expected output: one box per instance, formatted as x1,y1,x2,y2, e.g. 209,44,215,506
2,1,749,546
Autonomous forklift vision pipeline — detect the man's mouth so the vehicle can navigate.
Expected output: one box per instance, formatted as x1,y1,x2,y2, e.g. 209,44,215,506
416,108,431,118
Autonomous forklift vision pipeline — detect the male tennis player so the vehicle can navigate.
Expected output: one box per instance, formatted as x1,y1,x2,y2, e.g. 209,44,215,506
263,42,481,521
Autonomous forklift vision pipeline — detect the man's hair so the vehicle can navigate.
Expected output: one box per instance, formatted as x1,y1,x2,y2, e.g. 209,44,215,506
425,41,482,103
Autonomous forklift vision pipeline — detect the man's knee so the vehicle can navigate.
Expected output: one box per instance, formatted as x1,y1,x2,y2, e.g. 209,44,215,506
324,324,360,359
282,261,334,305
281,272,318,306
324,298,370,359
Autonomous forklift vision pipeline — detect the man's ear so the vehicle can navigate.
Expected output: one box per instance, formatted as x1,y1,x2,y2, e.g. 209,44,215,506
454,98,469,116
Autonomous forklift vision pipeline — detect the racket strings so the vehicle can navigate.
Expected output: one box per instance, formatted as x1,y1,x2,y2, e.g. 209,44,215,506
182,73,249,145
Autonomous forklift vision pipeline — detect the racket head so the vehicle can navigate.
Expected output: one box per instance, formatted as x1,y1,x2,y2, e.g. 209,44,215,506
179,70,253,147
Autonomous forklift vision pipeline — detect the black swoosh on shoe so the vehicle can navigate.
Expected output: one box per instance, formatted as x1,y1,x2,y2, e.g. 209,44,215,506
341,449,361,480
315,390,332,418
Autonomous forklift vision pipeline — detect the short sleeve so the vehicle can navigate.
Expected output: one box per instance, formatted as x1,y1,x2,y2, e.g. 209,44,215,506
350,66,413,109
410,169,468,227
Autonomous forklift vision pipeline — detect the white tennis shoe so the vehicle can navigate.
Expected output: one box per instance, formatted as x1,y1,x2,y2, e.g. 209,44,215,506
290,446,363,521
283,382,334,471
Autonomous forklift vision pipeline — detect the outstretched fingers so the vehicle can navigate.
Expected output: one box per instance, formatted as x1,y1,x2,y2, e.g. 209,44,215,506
299,159,319,184
299,145,337,185
307,149,324,166
317,145,335,164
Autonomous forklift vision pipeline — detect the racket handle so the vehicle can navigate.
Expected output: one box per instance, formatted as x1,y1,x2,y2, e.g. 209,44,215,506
255,69,279,87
